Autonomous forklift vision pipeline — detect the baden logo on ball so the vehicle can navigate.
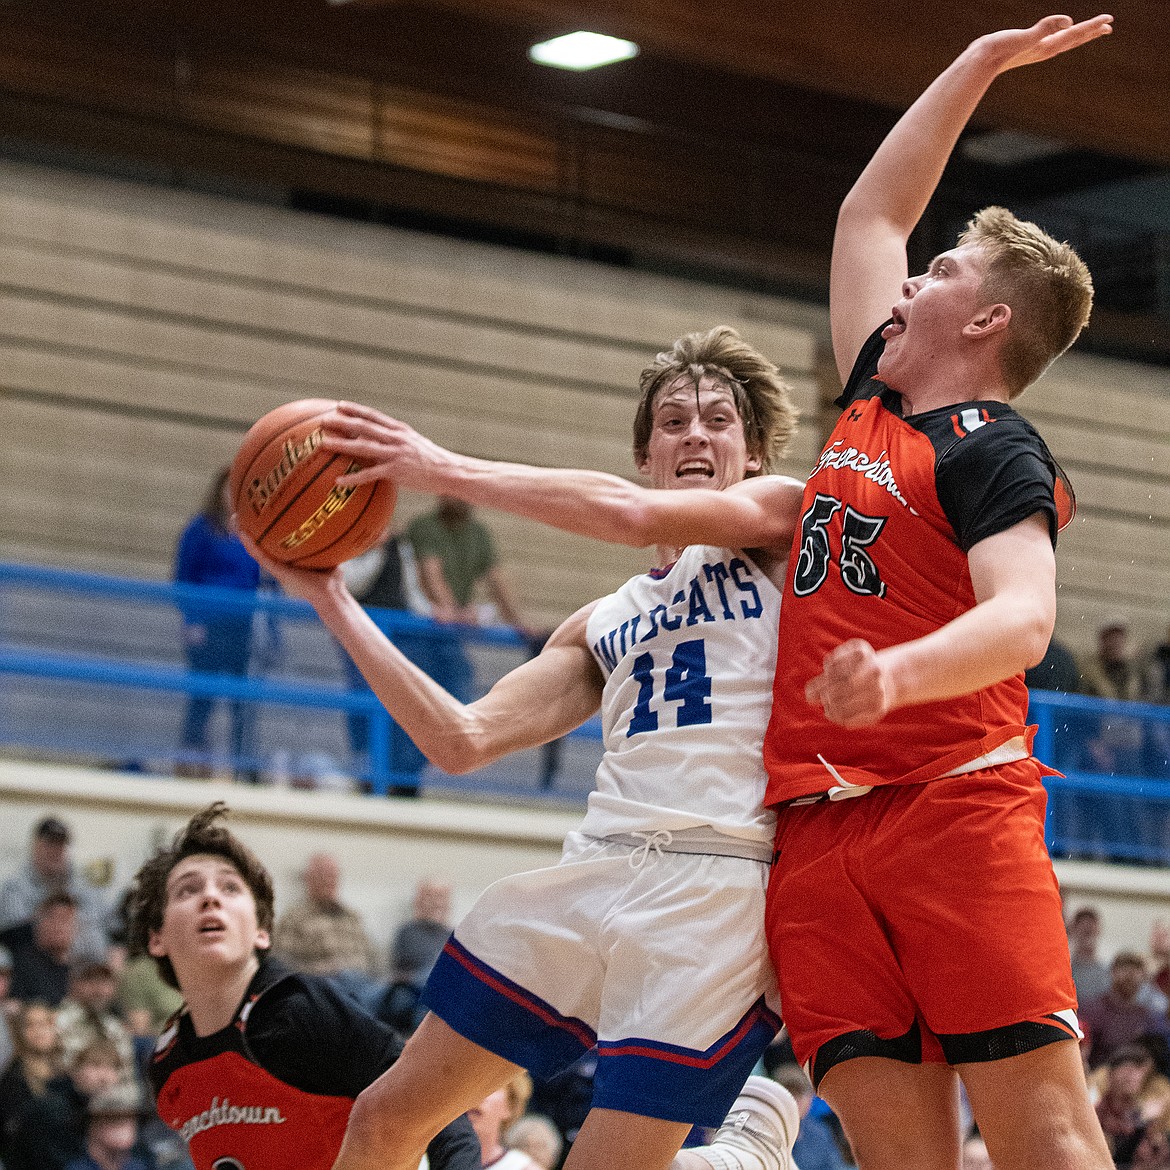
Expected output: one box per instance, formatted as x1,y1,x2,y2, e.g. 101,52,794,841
230,399,396,569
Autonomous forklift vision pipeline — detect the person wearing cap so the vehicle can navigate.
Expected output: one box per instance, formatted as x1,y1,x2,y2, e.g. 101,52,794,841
57,960,137,1083
66,1081,153,1170
0,817,111,962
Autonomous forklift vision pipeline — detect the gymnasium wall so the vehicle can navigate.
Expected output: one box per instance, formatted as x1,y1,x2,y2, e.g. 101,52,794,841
0,158,819,632
0,156,1166,650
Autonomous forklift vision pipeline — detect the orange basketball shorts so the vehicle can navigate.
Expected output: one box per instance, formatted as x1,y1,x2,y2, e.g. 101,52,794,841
765,758,1079,1085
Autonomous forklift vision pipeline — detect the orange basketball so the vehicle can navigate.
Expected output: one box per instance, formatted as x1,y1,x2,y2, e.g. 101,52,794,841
230,399,396,568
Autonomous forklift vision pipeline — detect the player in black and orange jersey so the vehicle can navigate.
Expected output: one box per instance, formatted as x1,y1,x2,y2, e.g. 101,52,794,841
760,15,1116,1170
126,804,481,1170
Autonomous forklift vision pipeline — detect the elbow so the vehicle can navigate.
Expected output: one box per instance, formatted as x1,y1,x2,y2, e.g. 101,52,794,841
617,500,658,548
1018,610,1055,671
427,724,495,775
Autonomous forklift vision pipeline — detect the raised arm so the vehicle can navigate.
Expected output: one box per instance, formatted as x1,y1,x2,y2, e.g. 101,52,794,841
242,541,604,772
322,404,802,556
830,13,1112,381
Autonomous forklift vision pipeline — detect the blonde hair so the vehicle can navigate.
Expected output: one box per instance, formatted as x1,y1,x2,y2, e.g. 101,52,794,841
503,1070,534,1125
633,326,797,474
959,206,1093,396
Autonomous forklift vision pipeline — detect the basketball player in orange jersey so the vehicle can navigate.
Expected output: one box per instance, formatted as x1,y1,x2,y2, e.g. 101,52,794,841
756,14,1115,1170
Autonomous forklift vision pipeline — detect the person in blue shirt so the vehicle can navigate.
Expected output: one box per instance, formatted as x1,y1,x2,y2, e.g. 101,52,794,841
173,468,262,780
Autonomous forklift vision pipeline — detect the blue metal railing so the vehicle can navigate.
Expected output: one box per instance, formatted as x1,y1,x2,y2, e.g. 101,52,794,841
3,562,1170,859
0,561,601,799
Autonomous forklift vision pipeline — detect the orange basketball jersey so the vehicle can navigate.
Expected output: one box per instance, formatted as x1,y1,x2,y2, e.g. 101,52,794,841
763,327,1074,805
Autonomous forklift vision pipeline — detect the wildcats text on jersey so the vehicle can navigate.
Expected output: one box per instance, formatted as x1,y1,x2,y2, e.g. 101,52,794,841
591,557,764,673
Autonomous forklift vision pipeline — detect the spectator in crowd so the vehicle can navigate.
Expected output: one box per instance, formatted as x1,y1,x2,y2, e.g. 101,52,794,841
56,961,136,1082
1095,1045,1163,1168
272,852,377,997
6,893,84,1007
1143,623,1170,777
0,817,111,961
505,1114,564,1170
0,945,15,1072
469,1072,544,1170
1080,617,1145,773
65,1081,153,1170
770,1065,849,1170
4,1036,125,1170
406,496,529,704
338,531,431,794
1089,1039,1170,1135
1024,633,1081,693
174,467,263,781
390,878,451,988
1133,1127,1170,1170
961,1134,995,1170
375,878,453,1036
0,1001,62,1165
1081,952,1170,1069
1069,905,1112,1006
117,950,184,1041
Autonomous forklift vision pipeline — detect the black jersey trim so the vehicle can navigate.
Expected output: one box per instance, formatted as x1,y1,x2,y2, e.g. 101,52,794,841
809,1021,923,1089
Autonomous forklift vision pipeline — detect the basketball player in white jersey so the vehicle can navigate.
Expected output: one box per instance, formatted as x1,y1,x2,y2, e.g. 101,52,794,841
243,327,806,1170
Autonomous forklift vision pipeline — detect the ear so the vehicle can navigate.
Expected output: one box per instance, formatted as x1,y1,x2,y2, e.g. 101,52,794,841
636,451,652,478
146,931,167,960
745,449,763,475
254,929,271,952
963,302,1012,338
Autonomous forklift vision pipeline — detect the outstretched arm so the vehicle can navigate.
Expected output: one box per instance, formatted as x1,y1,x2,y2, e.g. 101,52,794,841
322,404,802,557
830,13,1112,381
241,540,604,772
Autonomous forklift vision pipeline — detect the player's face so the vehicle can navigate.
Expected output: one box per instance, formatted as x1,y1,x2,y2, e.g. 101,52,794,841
148,854,270,981
878,244,990,391
638,376,760,491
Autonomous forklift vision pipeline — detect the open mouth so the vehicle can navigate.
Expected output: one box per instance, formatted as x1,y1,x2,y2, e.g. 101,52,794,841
675,461,714,480
882,305,907,340
197,919,227,937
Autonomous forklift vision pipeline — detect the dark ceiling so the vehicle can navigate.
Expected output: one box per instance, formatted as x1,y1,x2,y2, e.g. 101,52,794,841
0,0,1166,356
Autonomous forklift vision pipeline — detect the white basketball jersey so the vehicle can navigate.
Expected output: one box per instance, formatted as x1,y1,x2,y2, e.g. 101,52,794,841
581,544,781,843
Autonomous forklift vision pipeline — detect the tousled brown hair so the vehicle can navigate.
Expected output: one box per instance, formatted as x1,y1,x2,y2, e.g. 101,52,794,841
632,327,797,474
126,803,274,990
959,206,1093,396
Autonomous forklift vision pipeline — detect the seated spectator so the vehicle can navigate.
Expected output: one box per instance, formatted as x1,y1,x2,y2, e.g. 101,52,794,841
376,878,452,1034
0,1001,62,1165
5,1035,124,1170
770,1064,849,1170
1068,905,1111,1005
56,961,136,1082
390,878,452,986
117,951,183,1041
1097,1046,1163,1168
1145,623,1170,777
505,1114,563,1170
1089,1039,1170,1133
65,1081,152,1170
0,817,110,961
6,893,84,1007
272,852,377,997
1081,953,1170,1069
469,1072,543,1170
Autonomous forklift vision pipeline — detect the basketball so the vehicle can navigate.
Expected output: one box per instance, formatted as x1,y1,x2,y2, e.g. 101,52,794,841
229,398,396,568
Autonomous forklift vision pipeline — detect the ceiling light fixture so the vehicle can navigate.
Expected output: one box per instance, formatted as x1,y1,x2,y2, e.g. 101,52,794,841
528,31,639,71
